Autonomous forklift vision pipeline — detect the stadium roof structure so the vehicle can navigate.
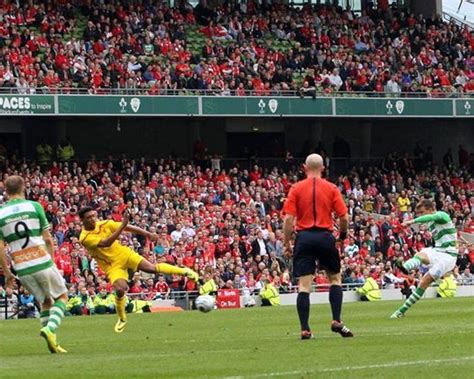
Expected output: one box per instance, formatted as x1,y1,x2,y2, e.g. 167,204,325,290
442,0,474,28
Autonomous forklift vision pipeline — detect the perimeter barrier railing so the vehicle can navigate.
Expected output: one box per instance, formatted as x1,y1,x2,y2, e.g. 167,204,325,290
0,87,473,98
2,280,474,320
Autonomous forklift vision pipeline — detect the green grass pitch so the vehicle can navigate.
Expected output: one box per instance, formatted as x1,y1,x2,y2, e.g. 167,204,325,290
1,297,473,378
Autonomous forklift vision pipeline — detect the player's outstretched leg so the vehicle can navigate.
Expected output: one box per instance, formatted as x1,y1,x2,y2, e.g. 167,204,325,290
156,263,199,282
137,259,199,282
396,255,423,275
327,273,353,337
113,279,129,333
391,273,434,319
391,252,433,319
40,295,68,353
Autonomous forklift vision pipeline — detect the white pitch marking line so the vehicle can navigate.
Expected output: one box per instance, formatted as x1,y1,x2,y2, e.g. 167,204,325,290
223,356,474,379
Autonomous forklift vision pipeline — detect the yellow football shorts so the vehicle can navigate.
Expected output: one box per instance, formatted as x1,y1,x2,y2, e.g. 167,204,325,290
105,251,144,285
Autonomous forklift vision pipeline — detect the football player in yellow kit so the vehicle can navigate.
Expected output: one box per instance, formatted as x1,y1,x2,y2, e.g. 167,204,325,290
79,207,198,332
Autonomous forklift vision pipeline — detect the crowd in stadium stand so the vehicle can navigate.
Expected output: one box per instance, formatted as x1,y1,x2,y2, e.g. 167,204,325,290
0,141,473,317
0,0,473,96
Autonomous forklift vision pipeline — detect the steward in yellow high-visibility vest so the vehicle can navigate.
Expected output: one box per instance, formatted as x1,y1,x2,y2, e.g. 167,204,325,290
260,279,280,306
199,271,218,296
57,140,75,161
66,288,95,315
36,142,53,163
130,299,153,313
356,277,381,301
93,288,115,314
437,274,457,298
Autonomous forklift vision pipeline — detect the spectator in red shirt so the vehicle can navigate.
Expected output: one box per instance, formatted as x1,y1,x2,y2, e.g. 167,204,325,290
155,275,171,299
183,250,196,268
129,273,143,295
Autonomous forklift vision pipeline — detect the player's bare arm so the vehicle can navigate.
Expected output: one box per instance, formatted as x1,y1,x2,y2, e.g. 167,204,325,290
42,229,55,257
459,235,473,248
0,240,15,287
98,211,129,248
401,219,415,227
283,214,295,258
338,213,349,240
124,224,159,241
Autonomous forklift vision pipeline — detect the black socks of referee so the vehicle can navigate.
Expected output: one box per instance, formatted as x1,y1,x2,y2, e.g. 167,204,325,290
329,285,343,322
297,286,342,331
297,292,310,331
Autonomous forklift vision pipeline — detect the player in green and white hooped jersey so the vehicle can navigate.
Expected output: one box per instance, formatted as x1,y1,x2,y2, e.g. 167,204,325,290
391,199,458,319
0,175,68,353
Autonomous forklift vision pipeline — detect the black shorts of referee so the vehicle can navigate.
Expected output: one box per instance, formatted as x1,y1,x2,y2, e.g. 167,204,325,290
293,227,340,278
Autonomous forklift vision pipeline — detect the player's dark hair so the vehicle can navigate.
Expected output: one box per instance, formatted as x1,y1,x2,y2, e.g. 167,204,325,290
416,199,434,211
78,206,94,219
5,175,25,195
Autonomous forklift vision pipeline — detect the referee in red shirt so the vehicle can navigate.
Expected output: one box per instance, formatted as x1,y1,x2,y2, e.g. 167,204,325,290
282,154,353,339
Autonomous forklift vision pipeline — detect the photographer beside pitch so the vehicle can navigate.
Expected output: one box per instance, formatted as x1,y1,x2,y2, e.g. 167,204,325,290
282,154,353,339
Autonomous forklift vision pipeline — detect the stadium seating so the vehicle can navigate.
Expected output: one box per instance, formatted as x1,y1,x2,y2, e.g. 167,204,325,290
0,0,473,316
0,1,473,95
0,146,472,315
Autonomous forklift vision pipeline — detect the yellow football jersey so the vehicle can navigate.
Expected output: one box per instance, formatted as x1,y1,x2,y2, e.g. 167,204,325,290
79,220,133,266
397,197,410,212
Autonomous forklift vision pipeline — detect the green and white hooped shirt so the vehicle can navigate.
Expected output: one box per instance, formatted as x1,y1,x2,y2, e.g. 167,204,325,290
0,198,52,276
414,211,458,256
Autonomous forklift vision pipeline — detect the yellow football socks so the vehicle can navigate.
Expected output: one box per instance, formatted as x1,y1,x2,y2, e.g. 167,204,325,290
156,263,186,276
115,295,127,321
